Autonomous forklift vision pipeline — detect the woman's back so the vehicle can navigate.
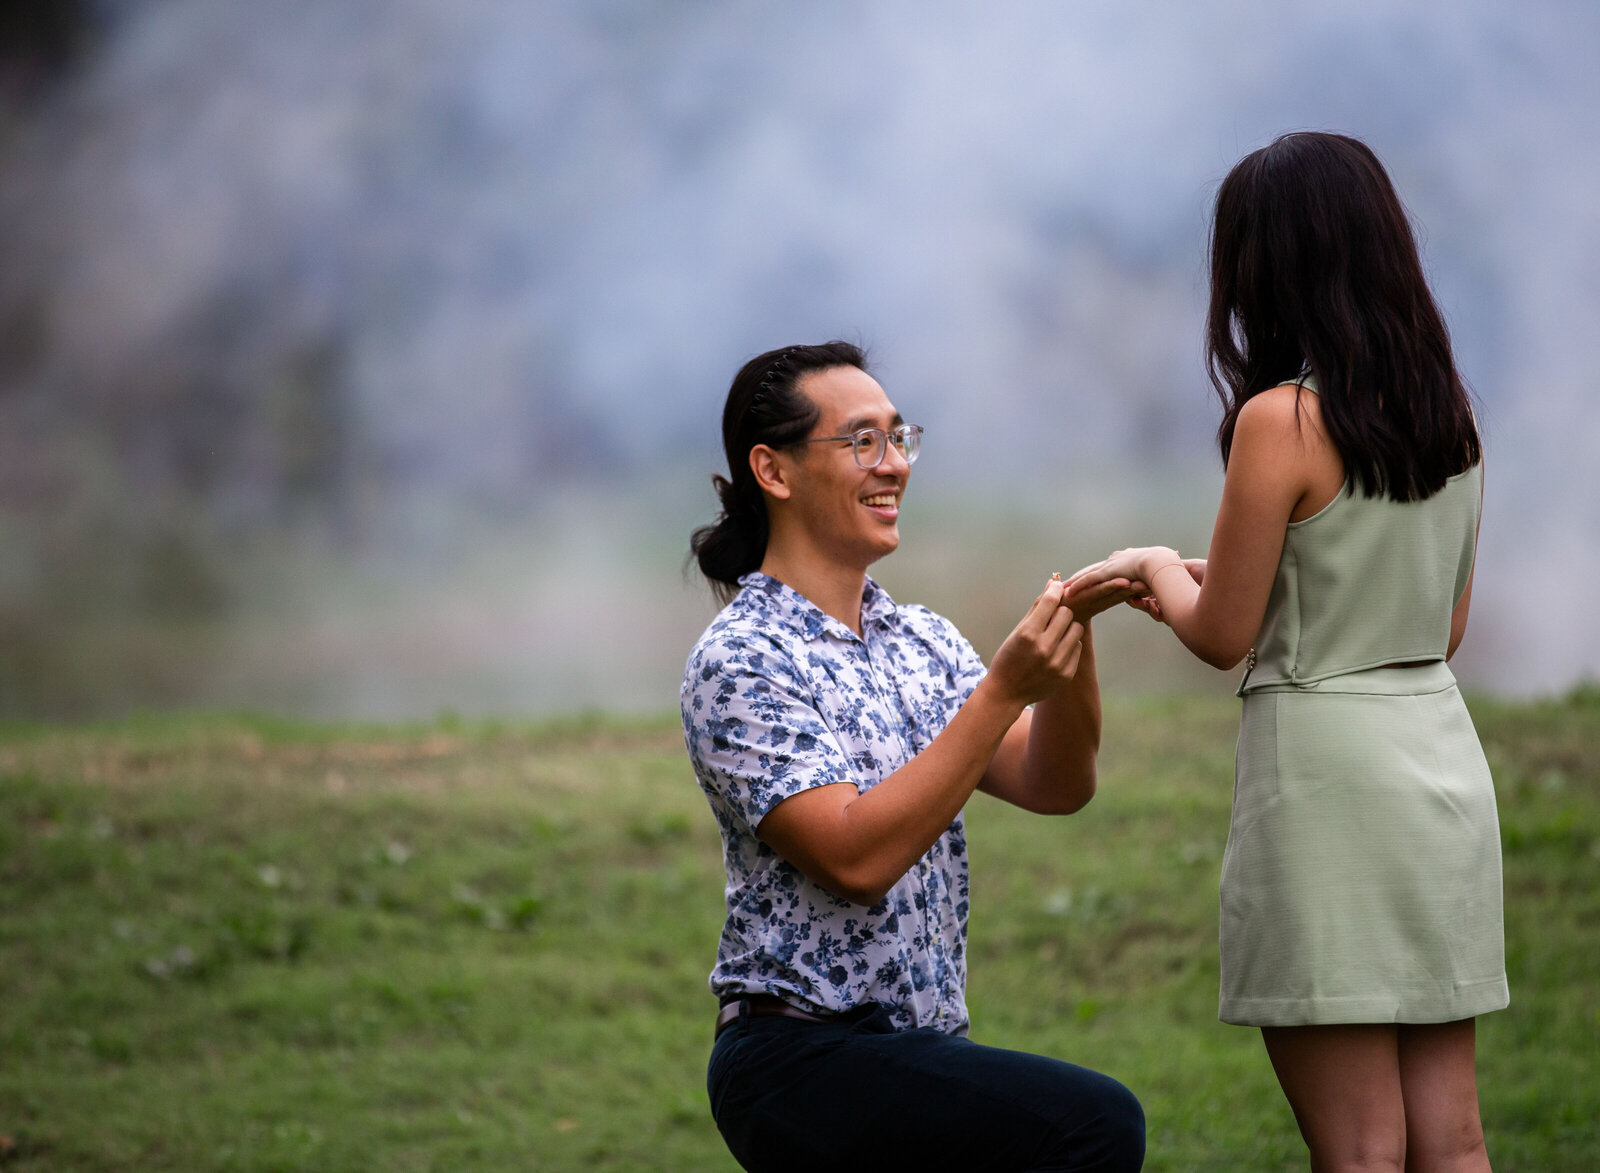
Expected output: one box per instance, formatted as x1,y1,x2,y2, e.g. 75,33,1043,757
1244,439,1481,692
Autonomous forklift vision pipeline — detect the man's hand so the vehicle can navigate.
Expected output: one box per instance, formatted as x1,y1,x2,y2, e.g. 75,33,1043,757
985,578,1086,710
979,576,1117,815
1064,576,1149,622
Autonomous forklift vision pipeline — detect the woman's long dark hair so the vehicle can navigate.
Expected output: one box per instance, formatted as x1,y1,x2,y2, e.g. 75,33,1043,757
1206,132,1480,500
689,341,868,602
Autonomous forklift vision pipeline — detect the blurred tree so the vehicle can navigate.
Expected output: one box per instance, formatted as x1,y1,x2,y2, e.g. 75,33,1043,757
0,0,104,107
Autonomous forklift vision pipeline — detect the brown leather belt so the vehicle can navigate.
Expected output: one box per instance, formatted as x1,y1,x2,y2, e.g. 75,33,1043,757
715,994,838,1038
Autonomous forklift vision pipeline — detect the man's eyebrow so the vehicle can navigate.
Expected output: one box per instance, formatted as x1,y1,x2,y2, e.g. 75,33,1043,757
840,412,904,433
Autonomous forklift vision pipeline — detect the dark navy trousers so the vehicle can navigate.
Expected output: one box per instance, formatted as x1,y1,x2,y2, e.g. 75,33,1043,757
707,1003,1145,1172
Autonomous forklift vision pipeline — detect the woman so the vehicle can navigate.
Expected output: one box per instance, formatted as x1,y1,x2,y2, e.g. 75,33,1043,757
1066,132,1505,1171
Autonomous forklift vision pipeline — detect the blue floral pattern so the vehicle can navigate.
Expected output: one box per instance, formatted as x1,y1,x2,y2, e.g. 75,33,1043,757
681,572,989,1033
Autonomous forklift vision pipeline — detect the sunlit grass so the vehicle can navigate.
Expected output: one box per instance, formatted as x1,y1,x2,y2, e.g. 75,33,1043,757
0,692,1595,1171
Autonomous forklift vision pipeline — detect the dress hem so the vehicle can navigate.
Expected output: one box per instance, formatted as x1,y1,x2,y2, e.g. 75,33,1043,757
1219,978,1509,1028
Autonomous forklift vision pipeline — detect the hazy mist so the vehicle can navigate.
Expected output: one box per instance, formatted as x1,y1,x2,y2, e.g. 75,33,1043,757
2,0,1596,716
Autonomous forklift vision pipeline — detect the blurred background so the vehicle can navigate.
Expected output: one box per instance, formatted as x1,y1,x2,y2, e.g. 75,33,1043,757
1,0,1595,720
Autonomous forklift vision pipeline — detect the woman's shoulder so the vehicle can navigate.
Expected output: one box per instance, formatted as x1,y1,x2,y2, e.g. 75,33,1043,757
1234,382,1329,452
1231,382,1345,520
1244,380,1319,415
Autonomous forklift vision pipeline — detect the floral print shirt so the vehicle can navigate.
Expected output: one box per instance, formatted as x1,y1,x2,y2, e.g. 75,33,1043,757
681,572,989,1033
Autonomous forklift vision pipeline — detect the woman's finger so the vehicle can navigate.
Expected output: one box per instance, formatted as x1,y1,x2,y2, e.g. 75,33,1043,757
1063,566,1115,594
1061,559,1108,587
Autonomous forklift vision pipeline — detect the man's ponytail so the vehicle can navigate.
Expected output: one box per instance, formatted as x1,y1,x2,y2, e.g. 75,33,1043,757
689,341,868,603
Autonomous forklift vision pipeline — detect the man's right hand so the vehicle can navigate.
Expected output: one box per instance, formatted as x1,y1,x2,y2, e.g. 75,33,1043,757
984,578,1086,710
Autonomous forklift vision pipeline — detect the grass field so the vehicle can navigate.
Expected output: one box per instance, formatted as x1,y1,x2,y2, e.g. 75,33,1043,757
1,691,1596,1171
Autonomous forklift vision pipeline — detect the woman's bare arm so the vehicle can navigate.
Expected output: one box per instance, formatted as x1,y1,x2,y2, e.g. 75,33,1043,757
1064,385,1338,668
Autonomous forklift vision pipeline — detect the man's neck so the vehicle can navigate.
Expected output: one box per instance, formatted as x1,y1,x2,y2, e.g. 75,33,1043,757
758,546,870,637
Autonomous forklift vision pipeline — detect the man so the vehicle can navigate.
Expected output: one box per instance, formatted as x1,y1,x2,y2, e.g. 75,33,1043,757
682,341,1146,1172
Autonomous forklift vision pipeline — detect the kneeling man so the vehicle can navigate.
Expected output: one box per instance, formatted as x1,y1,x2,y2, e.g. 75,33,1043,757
681,342,1146,1173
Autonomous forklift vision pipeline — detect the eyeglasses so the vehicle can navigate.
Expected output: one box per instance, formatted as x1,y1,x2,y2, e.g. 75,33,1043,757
788,424,924,469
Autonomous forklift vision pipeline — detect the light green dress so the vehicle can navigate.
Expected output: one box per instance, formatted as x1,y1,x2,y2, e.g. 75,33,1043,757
1220,392,1508,1027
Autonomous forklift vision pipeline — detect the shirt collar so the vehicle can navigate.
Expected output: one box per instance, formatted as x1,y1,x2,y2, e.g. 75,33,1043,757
736,571,898,642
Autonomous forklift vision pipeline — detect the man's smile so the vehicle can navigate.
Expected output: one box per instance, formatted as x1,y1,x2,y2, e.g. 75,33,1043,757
861,491,900,518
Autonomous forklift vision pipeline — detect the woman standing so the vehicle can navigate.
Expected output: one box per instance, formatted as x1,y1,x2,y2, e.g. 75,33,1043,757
1066,132,1505,1171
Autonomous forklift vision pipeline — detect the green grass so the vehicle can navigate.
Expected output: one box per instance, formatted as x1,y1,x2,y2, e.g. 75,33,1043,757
0,692,1596,1171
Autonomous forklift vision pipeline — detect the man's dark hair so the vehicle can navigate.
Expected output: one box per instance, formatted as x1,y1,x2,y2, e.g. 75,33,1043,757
1207,131,1480,501
689,341,869,602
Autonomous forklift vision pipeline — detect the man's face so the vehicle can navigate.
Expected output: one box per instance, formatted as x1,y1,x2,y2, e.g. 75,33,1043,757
782,365,910,571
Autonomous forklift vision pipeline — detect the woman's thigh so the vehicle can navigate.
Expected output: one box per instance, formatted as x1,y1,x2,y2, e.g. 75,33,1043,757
1261,1024,1406,1170
1396,1019,1489,1171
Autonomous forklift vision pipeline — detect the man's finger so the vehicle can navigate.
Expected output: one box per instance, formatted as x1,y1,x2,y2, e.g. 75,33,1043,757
1060,638,1084,678
1045,618,1083,671
1073,577,1130,603
1038,577,1067,615
1018,577,1066,635
1047,621,1085,672
1058,618,1086,657
1039,599,1075,648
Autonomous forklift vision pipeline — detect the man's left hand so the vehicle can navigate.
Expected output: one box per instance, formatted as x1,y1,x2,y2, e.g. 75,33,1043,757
1058,575,1147,622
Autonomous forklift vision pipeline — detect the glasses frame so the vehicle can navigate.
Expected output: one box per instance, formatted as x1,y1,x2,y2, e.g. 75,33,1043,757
786,424,924,470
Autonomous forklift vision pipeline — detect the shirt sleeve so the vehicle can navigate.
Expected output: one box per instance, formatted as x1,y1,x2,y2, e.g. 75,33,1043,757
683,630,856,831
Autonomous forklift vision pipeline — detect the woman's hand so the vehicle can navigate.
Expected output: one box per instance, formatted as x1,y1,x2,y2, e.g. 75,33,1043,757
1126,558,1205,624
1063,546,1182,597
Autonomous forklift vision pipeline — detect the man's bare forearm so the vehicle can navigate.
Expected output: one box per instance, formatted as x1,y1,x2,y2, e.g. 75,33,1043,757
1020,625,1101,813
759,581,1082,904
824,677,1028,900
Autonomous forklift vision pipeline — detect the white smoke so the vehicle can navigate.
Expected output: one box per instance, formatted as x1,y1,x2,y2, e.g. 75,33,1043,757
1,0,1595,709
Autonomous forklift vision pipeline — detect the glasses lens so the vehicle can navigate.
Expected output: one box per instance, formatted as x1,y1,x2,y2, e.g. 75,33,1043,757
853,429,887,468
893,425,922,465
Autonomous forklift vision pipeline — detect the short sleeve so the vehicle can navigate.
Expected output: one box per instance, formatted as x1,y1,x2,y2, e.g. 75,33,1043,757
683,631,856,830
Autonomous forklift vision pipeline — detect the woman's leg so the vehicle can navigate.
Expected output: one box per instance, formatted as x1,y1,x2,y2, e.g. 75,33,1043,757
1261,1025,1406,1173
1396,1019,1491,1173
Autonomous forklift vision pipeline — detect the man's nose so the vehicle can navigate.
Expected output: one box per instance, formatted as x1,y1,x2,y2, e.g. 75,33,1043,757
879,439,911,476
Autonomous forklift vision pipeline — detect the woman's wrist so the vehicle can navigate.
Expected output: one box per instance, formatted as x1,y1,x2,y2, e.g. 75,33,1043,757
1140,548,1182,583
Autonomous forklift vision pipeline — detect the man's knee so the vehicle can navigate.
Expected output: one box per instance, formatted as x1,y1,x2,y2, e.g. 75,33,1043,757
1091,1076,1147,1172
1039,1070,1145,1172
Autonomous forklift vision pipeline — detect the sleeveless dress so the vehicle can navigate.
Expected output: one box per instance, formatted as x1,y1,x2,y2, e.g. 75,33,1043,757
1219,393,1509,1027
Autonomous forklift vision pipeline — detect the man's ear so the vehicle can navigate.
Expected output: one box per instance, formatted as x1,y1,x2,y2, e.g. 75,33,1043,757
749,444,793,501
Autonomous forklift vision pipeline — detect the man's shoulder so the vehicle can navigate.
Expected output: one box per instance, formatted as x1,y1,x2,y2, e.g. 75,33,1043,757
683,596,805,690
